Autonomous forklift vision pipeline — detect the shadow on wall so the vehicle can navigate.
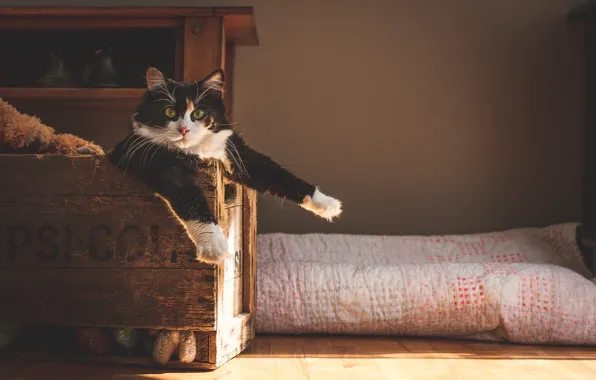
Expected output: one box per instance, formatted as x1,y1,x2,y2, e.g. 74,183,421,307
0,0,586,236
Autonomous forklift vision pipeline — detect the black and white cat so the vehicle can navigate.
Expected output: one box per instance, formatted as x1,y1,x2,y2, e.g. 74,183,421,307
108,68,342,264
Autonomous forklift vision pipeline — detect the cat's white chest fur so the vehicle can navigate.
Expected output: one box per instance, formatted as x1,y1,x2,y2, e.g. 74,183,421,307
189,129,232,162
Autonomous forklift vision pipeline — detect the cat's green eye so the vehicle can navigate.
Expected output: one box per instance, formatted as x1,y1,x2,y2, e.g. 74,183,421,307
192,109,206,120
164,107,177,118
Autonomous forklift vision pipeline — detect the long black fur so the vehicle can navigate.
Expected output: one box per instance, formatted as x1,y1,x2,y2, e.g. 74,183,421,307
109,135,218,224
224,133,315,203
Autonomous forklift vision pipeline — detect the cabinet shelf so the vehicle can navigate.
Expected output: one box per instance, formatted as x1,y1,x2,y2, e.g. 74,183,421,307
0,87,145,101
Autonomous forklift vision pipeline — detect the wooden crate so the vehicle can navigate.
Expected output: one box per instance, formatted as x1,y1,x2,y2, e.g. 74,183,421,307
0,154,257,370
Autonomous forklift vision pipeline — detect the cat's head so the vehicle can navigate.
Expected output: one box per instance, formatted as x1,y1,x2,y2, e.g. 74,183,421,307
132,67,229,151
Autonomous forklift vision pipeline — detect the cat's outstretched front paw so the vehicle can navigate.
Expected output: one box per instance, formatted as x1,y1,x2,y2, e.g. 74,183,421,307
184,222,229,264
301,188,342,221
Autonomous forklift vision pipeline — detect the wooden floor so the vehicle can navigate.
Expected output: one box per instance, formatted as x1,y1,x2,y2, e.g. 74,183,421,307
2,335,596,380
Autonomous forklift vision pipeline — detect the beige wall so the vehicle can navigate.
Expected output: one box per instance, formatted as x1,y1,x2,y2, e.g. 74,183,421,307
3,0,586,235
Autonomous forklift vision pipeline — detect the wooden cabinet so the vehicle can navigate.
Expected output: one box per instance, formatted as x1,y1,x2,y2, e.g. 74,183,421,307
0,7,258,370
0,6,257,148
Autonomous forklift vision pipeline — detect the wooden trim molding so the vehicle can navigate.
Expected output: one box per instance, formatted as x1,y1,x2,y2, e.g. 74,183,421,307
0,7,258,45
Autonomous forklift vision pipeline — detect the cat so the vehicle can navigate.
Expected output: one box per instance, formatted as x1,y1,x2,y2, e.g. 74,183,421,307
108,67,342,264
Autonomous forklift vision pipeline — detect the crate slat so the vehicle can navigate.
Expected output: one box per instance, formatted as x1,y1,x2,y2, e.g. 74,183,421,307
0,268,216,328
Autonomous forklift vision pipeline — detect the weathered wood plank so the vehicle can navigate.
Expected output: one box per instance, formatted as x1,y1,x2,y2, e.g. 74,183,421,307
182,16,224,83
216,313,254,367
223,42,236,115
223,183,243,208
217,275,243,324
0,7,258,46
242,189,257,313
0,154,218,197
220,10,259,46
0,7,215,17
228,276,243,318
216,186,244,340
0,17,180,30
208,331,217,364
0,268,216,328
195,331,211,363
0,196,213,269
221,248,243,283
221,202,244,282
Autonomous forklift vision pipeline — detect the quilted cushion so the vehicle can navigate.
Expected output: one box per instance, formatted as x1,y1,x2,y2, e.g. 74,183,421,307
256,223,596,345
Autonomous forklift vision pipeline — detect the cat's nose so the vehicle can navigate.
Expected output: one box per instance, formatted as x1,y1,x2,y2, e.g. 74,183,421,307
178,126,190,136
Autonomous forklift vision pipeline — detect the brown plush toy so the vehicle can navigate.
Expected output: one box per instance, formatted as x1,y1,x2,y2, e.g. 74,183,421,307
0,98,103,155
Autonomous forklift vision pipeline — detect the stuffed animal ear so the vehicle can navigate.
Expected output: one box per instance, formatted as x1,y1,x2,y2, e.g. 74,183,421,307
201,69,224,92
146,67,165,89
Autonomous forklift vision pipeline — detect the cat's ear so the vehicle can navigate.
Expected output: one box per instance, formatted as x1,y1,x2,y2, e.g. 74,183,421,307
201,69,224,92
146,67,165,89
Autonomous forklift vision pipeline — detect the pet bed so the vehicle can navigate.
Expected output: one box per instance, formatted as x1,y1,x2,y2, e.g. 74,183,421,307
255,223,596,345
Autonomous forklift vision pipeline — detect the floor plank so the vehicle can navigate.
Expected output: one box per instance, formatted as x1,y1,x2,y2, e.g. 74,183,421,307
2,335,596,380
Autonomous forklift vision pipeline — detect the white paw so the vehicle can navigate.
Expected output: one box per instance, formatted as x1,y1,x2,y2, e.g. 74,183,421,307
301,188,342,221
184,222,229,264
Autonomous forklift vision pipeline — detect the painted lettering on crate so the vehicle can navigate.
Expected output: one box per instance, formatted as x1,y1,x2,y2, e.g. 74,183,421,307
0,223,177,264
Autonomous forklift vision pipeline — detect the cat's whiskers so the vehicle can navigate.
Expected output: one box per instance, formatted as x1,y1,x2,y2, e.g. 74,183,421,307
227,140,247,175
193,80,200,103
148,143,165,165
154,87,174,101
228,150,250,178
276,197,286,209
171,83,181,99
116,136,144,166
194,83,221,105
154,81,176,105
127,138,153,158
194,83,206,104
221,121,241,127
140,141,158,168
117,137,154,172
226,140,250,179
146,143,164,167
134,141,157,169
126,139,153,165
121,133,137,150
132,120,183,153
225,146,241,177
155,98,175,107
